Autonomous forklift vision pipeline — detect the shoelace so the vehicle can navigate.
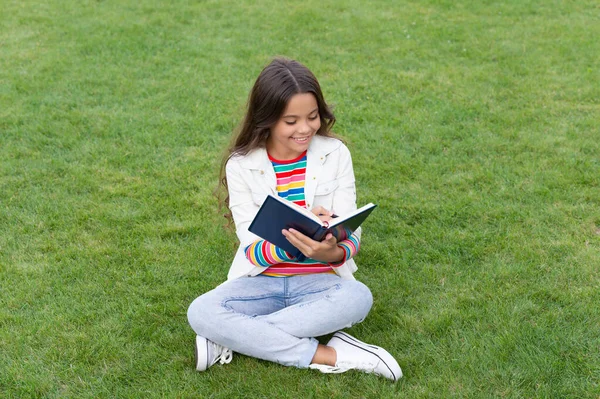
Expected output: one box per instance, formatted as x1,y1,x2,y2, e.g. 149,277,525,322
209,341,233,366
217,348,233,365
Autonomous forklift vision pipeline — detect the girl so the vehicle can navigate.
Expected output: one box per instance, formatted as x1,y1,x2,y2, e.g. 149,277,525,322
187,58,402,381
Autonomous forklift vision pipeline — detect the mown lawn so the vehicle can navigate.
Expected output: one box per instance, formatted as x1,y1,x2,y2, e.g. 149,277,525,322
1,0,599,397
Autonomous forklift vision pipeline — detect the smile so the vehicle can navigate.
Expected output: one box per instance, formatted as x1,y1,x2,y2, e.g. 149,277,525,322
292,136,310,143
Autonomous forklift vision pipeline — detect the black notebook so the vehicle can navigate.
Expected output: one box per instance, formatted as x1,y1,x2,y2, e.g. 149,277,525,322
248,194,376,261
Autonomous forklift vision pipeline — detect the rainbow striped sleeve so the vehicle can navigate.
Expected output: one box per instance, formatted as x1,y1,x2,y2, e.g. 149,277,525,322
329,232,361,268
244,240,296,267
244,232,361,268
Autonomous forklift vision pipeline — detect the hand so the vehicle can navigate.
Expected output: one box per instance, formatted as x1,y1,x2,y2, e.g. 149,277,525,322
282,229,345,263
311,205,334,222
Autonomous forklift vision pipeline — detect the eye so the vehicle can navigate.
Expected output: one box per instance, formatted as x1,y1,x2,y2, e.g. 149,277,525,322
284,121,296,125
309,114,319,121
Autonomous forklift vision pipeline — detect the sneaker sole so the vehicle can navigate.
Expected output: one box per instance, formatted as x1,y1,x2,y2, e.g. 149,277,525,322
194,335,209,372
332,331,403,381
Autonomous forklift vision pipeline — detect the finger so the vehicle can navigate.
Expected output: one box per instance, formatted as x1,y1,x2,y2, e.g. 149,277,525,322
283,228,312,248
284,228,312,241
324,233,337,244
321,234,338,249
283,229,315,256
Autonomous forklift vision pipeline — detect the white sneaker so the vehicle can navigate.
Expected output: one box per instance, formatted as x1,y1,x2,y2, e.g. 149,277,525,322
194,335,233,371
310,331,403,382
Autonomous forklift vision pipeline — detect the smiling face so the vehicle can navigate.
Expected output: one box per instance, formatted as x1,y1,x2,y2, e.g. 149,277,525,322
266,93,321,160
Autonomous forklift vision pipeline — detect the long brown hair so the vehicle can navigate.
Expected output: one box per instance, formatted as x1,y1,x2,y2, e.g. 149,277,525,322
218,57,337,218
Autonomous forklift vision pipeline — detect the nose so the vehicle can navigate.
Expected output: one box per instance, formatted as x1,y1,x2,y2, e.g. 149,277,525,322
297,120,311,134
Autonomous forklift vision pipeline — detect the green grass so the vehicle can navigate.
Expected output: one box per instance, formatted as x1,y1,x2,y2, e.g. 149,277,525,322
1,0,599,397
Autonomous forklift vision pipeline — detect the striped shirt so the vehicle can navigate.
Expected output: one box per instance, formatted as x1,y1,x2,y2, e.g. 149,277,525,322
244,151,361,276
269,151,307,207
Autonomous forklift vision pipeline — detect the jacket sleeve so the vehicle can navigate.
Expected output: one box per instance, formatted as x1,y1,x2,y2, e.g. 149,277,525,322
330,143,357,215
225,157,262,248
331,144,362,256
226,157,293,266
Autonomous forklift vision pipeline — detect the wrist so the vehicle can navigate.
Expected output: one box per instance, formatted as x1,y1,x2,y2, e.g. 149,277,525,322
327,246,346,265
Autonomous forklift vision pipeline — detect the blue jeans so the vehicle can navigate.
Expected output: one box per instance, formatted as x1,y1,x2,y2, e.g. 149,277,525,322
187,274,373,368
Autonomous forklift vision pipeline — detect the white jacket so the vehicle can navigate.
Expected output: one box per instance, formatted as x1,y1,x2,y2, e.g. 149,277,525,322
225,135,360,281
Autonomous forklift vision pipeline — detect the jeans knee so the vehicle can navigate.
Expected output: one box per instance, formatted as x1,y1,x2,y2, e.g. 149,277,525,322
340,280,373,322
187,294,217,336
354,281,373,318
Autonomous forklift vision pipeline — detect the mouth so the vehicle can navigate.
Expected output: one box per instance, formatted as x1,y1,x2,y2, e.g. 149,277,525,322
291,136,311,144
